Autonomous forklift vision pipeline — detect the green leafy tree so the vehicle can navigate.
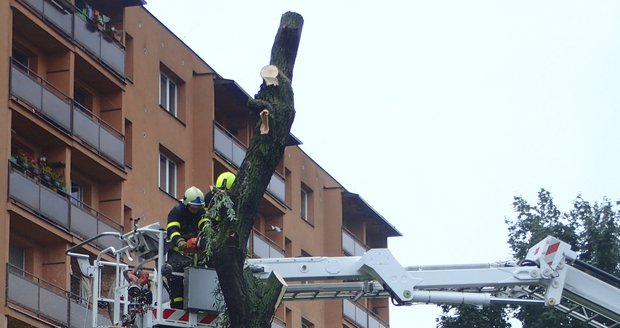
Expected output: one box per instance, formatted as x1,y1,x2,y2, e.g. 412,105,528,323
437,189,620,327
437,304,511,328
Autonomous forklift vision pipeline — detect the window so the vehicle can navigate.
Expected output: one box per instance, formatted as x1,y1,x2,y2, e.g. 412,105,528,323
300,187,308,220
12,48,29,71
9,243,26,275
301,318,314,328
300,184,313,222
159,153,177,196
71,182,84,207
159,71,177,116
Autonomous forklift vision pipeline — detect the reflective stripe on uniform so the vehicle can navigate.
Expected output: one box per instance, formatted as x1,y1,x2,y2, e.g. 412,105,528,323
169,231,181,241
198,217,210,229
173,296,184,302
167,221,181,229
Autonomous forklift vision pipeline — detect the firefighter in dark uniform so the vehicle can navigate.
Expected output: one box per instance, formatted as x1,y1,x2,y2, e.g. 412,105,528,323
165,186,206,309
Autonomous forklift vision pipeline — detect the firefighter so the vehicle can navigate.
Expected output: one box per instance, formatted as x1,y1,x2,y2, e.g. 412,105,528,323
197,172,236,232
165,186,206,309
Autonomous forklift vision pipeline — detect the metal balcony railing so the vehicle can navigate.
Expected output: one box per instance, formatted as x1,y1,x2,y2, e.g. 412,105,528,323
342,229,368,256
343,299,388,328
7,264,113,328
8,163,122,250
213,123,286,203
21,0,125,76
10,61,125,166
252,230,285,259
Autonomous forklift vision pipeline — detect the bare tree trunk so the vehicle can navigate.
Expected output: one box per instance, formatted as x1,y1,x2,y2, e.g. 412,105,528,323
211,12,303,328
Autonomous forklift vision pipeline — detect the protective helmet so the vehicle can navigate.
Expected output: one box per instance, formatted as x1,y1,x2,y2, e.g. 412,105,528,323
183,186,205,206
216,172,236,190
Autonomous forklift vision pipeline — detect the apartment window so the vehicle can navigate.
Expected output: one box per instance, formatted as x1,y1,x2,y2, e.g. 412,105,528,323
301,318,314,328
159,71,177,116
159,153,177,197
9,243,26,275
71,182,84,207
300,188,308,220
12,48,29,70
300,183,313,223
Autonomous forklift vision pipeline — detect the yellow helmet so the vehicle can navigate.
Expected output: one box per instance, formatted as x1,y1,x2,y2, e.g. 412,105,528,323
183,186,205,206
216,172,236,190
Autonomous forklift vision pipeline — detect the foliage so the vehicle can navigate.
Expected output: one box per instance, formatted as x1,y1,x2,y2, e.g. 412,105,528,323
437,189,620,327
438,304,511,328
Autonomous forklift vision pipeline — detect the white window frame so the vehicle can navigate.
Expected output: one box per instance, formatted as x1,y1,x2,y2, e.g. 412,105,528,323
159,153,177,197
159,71,177,116
300,187,308,221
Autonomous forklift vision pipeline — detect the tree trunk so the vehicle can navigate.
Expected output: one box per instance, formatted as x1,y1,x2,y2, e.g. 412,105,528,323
211,12,303,328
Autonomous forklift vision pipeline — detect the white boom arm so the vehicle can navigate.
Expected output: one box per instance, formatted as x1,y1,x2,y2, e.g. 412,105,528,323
248,236,620,327
66,226,620,328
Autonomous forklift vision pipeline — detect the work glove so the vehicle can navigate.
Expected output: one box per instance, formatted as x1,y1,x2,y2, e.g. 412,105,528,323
186,237,198,253
176,238,187,251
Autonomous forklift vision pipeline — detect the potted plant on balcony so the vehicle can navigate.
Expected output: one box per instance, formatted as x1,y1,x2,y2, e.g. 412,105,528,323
40,165,54,187
51,171,66,194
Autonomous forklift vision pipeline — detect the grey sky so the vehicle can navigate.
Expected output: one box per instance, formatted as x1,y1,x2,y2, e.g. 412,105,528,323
145,1,620,326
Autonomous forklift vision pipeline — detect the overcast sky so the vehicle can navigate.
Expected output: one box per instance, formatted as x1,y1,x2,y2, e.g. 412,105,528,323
144,1,620,326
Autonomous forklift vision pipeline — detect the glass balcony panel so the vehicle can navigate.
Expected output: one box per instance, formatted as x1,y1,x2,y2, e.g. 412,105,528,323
342,230,356,255
368,316,380,328
42,0,72,35
100,37,125,75
97,219,122,250
69,300,113,328
343,299,356,322
356,304,368,328
214,126,233,160
9,169,40,209
40,287,69,324
73,14,101,56
267,174,285,203
70,203,98,241
23,0,44,12
11,65,43,110
7,271,39,311
40,185,69,228
99,125,124,165
41,86,71,130
231,142,246,167
253,234,270,259
73,107,100,149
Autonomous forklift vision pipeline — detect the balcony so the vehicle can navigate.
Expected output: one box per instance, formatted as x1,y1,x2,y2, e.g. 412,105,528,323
10,61,125,167
21,0,125,76
214,123,285,203
8,164,122,250
7,264,112,327
252,230,284,259
342,229,368,256
343,299,388,328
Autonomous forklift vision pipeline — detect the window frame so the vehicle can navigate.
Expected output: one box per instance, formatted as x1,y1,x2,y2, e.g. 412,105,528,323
159,71,177,116
300,187,308,221
159,152,177,197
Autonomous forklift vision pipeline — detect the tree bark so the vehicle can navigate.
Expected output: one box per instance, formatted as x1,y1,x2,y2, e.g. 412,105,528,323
211,12,303,328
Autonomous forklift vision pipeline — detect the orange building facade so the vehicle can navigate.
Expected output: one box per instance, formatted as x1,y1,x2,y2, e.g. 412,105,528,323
0,1,401,327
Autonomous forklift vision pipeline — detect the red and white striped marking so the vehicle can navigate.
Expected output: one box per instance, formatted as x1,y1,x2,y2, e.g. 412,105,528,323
544,241,561,267
152,308,218,325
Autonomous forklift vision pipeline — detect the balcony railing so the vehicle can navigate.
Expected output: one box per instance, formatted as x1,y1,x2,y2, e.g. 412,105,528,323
342,229,368,256
213,123,286,203
343,299,388,328
21,0,125,76
10,61,125,167
7,264,112,328
252,230,284,259
8,163,122,250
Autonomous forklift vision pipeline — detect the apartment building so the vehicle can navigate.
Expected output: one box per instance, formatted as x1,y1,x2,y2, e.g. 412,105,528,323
0,0,401,327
